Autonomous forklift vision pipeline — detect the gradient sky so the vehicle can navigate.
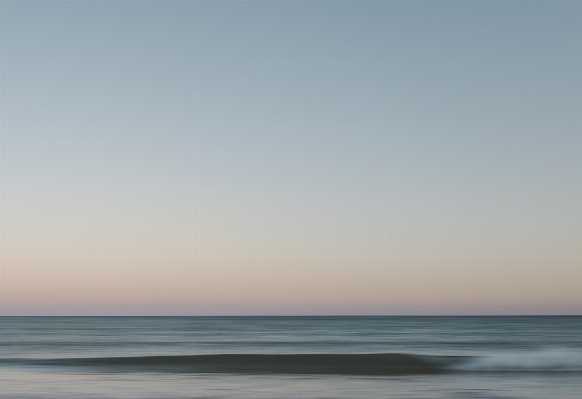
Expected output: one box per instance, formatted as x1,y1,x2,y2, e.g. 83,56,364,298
1,1,581,315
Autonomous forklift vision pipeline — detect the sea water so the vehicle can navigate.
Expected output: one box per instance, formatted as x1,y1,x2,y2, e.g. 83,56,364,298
1,316,581,398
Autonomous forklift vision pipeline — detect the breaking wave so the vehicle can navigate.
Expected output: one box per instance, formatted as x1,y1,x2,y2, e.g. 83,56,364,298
3,350,581,375
453,349,582,372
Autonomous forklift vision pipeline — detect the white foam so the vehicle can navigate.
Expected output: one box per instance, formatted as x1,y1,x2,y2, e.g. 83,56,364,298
454,349,582,372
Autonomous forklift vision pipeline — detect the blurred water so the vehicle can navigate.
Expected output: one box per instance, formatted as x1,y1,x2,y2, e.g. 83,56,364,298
1,316,581,398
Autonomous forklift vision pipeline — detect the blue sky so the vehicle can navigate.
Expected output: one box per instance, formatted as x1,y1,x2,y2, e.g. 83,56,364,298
1,1,581,315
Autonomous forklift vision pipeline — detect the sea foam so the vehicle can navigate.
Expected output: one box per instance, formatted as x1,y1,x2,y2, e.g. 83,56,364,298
454,349,582,372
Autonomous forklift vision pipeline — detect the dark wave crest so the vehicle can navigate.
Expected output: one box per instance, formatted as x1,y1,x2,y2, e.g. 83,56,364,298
5,353,455,375
4,350,581,375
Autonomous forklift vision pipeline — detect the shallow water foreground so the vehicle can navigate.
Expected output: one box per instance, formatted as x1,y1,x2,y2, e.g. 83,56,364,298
2,368,581,399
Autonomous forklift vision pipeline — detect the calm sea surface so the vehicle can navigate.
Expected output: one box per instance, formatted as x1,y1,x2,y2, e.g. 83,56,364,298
1,316,581,399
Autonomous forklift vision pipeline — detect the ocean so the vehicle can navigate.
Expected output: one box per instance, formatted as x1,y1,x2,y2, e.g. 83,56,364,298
0,316,581,399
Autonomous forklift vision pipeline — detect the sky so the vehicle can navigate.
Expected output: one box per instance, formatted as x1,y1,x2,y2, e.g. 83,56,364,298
1,1,581,315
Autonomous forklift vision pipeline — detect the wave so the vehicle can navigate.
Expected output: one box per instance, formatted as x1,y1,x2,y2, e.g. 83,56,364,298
0,353,455,375
453,349,582,372
3,350,581,375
